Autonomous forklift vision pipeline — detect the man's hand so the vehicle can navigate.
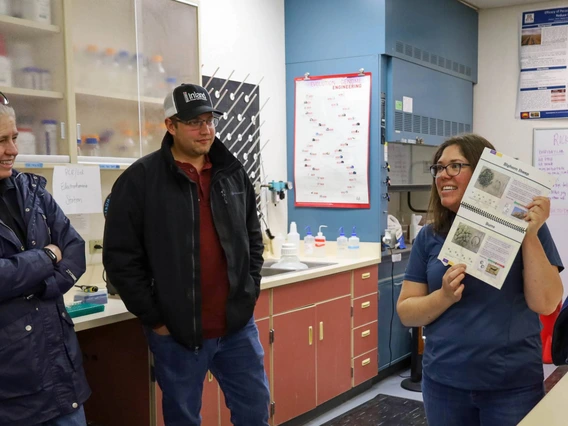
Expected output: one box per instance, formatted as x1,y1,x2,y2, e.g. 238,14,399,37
44,244,62,263
152,324,170,336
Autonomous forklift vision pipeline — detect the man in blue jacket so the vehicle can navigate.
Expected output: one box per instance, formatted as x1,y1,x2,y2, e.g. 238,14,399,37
0,92,90,426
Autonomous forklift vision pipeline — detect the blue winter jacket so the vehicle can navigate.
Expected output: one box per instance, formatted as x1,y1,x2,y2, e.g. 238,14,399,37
0,171,90,426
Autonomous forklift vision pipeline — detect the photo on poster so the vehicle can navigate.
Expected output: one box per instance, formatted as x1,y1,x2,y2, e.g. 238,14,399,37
451,222,486,254
473,166,510,199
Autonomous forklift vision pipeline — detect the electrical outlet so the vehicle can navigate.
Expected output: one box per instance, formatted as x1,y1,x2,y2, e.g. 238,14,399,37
89,239,103,254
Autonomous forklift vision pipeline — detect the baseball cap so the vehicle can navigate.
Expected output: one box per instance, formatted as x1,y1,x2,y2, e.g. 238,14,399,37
163,83,223,120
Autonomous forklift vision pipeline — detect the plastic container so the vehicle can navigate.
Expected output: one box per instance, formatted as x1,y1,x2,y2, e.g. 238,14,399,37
287,221,300,253
16,66,38,89
314,225,327,257
348,226,360,258
0,34,12,87
82,136,100,156
304,226,315,256
39,68,51,90
41,119,57,155
17,127,36,155
270,243,308,271
76,138,83,156
147,54,166,97
22,0,51,24
117,129,137,157
337,227,348,258
272,233,285,258
0,0,11,16
166,76,177,92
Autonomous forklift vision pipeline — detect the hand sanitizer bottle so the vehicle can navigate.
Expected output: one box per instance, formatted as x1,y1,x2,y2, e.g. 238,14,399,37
337,227,348,258
304,226,315,256
348,226,360,258
314,225,327,257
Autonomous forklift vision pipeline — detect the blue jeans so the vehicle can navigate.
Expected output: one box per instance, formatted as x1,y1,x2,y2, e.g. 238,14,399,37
40,406,86,426
422,372,544,426
145,317,270,426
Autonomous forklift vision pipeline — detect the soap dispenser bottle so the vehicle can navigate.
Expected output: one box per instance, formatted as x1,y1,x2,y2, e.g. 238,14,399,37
304,226,315,256
337,227,348,258
348,226,360,258
314,225,327,257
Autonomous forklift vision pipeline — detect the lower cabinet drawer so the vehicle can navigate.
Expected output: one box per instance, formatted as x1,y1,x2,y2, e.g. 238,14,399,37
353,321,378,357
352,293,378,328
353,349,378,387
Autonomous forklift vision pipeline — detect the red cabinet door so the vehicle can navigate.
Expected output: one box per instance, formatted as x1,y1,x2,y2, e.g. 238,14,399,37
315,296,352,405
201,372,220,426
220,318,271,426
273,306,316,425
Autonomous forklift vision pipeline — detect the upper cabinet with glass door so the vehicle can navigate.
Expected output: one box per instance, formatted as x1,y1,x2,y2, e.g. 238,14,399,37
0,0,70,166
71,0,200,167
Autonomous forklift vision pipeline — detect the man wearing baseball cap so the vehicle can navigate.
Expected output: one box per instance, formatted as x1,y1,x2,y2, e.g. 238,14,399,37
103,83,269,425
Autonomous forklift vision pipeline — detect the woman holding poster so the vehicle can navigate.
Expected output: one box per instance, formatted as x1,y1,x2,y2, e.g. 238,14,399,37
397,134,563,426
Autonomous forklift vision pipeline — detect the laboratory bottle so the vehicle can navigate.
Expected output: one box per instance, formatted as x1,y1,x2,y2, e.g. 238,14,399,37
41,119,57,155
83,136,100,156
102,48,119,91
348,226,360,258
336,227,348,258
270,243,308,271
287,221,300,253
314,225,327,257
147,55,166,97
303,226,315,256
272,233,285,259
17,126,36,155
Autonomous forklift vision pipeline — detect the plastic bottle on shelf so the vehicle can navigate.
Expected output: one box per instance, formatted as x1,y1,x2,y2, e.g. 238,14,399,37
17,126,36,155
117,129,137,158
336,227,348,258
166,76,177,92
22,0,51,24
0,0,11,16
303,226,315,256
0,34,13,87
133,53,147,95
116,50,135,94
38,68,51,90
82,136,100,156
348,226,360,258
81,45,102,89
314,225,327,257
286,221,300,253
147,55,166,97
76,138,83,156
41,119,57,155
270,243,308,271
101,48,119,92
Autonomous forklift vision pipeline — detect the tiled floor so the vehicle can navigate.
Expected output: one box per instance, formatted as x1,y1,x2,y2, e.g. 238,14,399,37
304,364,559,426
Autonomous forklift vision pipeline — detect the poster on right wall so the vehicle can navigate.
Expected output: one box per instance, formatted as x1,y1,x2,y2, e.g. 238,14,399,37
516,7,568,120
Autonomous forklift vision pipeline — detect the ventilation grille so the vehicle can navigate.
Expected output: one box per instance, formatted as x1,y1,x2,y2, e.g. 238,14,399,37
392,108,471,139
396,41,473,79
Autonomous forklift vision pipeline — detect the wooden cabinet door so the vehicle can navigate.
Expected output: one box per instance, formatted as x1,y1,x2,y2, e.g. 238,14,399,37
220,318,271,426
202,371,220,426
273,306,316,425
315,296,352,405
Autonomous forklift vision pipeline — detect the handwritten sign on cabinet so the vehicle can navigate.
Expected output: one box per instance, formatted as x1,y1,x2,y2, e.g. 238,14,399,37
52,166,103,215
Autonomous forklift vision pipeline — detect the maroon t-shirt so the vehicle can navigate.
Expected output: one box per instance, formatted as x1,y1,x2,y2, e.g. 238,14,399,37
176,158,229,338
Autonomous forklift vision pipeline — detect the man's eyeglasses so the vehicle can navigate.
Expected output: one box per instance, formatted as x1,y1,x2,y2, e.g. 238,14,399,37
429,163,471,178
0,91,9,106
174,117,219,129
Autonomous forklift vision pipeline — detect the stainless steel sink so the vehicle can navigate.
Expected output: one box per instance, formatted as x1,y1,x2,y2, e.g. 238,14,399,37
260,260,337,278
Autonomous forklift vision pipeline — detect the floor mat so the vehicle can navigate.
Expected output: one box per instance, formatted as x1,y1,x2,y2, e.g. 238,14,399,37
321,394,427,426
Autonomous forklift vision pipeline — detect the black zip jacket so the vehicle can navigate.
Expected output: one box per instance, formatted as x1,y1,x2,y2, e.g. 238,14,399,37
102,133,264,350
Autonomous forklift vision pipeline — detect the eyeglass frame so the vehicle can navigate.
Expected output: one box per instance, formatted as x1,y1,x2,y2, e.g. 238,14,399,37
171,116,219,129
0,91,9,106
429,162,471,178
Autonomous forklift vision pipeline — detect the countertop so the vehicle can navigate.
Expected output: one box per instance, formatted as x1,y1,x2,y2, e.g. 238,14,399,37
519,372,568,425
67,242,382,332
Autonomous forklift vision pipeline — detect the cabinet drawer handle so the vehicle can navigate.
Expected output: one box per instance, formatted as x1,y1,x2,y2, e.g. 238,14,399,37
361,272,371,279
361,330,371,338
309,326,313,345
362,358,371,366
361,301,371,309
319,321,324,341
207,371,213,382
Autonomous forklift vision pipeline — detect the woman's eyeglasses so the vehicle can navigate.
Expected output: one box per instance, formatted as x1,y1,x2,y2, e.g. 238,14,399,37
0,91,9,106
429,163,471,178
